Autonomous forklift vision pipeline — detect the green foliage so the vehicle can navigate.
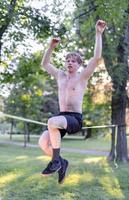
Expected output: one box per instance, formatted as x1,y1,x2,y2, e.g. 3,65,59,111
72,0,129,126
3,53,45,133
112,63,128,90
0,0,67,65
3,51,60,134
82,89,111,130
73,0,129,59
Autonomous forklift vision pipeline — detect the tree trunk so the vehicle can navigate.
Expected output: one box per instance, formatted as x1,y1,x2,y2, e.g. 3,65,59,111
108,126,116,161
84,128,92,139
116,93,128,162
112,86,128,162
114,25,129,162
24,122,28,147
27,123,30,143
10,119,14,140
105,22,129,162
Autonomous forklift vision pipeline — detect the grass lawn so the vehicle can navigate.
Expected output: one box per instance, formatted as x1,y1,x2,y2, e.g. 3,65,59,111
0,143,129,200
0,133,112,152
0,133,129,152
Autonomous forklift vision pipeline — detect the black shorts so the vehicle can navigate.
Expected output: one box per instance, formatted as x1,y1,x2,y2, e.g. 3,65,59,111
54,112,83,138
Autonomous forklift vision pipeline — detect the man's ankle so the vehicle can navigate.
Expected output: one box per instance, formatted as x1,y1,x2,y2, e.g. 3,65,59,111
52,148,60,161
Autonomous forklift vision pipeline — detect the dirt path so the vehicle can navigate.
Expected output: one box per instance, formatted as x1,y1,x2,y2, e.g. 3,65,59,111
0,140,109,156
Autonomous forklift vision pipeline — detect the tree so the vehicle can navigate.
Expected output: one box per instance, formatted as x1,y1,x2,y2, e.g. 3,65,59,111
4,53,45,137
0,0,53,63
1,0,71,140
73,0,129,162
4,50,61,137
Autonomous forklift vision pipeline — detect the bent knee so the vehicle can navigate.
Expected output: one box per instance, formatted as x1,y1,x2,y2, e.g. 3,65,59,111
38,130,49,149
47,117,56,128
48,117,65,129
38,139,48,151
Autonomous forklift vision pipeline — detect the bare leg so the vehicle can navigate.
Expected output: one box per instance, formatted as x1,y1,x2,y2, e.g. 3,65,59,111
40,116,68,176
38,130,52,157
47,116,67,149
47,116,69,183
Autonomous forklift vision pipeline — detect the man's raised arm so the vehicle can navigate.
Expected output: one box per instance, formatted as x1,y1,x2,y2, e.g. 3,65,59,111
81,20,106,80
41,38,60,79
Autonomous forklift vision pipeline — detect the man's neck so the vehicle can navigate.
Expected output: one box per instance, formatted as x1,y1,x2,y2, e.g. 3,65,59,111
66,71,77,79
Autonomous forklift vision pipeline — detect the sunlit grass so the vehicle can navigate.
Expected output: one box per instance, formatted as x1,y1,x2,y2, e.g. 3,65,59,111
84,156,104,164
15,156,28,160
83,156,125,198
0,133,111,151
0,133,129,152
100,175,124,199
36,155,51,162
64,172,94,186
0,173,21,186
0,143,129,199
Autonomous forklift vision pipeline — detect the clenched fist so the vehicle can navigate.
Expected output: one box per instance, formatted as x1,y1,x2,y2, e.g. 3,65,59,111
96,20,106,34
50,38,61,49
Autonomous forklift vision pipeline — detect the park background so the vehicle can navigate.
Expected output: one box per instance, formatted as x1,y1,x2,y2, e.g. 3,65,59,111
0,0,129,199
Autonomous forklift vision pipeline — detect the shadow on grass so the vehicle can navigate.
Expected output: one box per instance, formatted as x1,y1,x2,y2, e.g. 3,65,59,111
0,145,129,200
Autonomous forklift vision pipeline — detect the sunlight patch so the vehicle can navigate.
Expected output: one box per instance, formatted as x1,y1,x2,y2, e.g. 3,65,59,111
64,172,93,186
16,156,28,160
26,173,41,181
83,157,104,164
83,172,94,182
100,176,124,198
64,174,81,185
36,155,50,161
0,173,21,186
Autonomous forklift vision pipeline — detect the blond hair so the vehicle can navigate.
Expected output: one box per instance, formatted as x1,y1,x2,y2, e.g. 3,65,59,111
66,52,83,65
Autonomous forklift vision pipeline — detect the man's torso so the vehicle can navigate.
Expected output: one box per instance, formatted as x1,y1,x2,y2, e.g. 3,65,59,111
57,70,87,113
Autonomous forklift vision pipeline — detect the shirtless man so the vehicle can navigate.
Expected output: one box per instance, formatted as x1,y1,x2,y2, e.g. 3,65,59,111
39,20,106,184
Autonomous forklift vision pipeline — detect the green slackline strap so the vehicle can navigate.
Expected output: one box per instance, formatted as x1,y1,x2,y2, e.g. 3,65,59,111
0,112,117,129
82,124,117,129
0,112,47,126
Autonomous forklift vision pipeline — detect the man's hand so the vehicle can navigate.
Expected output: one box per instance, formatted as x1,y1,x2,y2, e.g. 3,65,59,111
50,37,61,49
96,20,106,34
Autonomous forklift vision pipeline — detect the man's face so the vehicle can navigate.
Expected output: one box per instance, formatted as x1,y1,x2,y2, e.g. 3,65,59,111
65,56,80,73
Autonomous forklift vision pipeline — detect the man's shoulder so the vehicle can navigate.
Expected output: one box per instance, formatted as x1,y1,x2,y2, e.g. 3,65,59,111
58,69,66,77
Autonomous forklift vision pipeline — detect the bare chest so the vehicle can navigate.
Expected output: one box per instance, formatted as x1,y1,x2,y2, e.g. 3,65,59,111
59,80,75,90
58,76,79,91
